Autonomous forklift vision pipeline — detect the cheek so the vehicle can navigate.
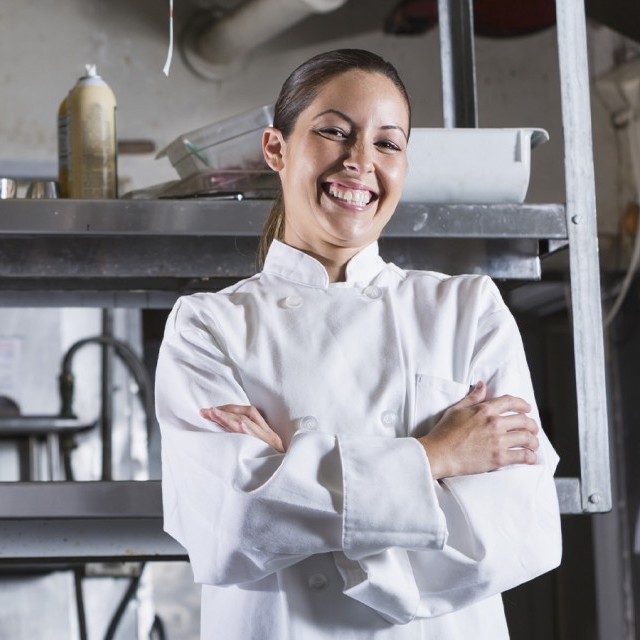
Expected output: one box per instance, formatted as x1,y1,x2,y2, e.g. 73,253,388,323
383,160,408,196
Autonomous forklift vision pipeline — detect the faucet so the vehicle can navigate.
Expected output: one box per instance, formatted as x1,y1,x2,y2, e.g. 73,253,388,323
58,335,155,480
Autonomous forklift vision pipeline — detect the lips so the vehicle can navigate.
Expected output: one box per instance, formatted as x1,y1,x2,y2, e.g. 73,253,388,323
323,181,378,207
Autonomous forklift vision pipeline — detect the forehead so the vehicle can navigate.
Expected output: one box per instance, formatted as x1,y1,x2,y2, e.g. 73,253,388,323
306,70,409,124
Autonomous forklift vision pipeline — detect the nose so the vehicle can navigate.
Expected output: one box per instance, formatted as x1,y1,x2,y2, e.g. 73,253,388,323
343,141,374,174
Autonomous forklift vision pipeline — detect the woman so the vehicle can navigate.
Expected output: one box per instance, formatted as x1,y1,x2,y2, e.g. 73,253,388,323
156,49,561,639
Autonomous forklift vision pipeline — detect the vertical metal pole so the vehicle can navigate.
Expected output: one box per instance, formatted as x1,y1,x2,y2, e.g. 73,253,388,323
101,309,114,481
46,434,61,481
27,436,39,481
555,0,611,513
438,0,478,127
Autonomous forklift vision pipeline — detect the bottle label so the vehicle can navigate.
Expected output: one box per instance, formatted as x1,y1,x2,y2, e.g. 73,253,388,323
68,85,117,199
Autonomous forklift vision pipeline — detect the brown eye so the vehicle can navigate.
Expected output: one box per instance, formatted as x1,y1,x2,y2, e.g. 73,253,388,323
376,140,402,152
316,127,349,139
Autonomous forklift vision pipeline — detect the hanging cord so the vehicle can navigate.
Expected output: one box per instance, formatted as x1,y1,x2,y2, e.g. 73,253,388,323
162,0,174,76
150,614,168,640
605,114,640,328
74,567,89,640
103,564,146,640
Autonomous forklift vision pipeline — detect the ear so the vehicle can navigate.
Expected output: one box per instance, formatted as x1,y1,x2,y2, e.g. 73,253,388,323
262,127,286,172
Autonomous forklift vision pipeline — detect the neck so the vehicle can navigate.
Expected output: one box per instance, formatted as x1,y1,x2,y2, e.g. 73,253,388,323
281,235,361,283
311,249,354,283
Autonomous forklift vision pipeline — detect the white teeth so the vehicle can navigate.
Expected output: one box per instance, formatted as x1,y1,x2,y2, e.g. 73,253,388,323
328,184,372,205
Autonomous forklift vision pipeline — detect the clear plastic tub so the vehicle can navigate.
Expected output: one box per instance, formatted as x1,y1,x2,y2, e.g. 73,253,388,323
157,104,274,178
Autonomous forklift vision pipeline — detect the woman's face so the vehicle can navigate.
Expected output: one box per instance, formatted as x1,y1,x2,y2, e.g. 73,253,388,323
263,69,409,257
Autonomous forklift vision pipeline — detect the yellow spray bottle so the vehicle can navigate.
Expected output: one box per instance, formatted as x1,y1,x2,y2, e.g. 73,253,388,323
66,65,117,198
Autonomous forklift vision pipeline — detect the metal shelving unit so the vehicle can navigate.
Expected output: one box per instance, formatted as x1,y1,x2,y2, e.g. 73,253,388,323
0,0,610,563
436,0,610,517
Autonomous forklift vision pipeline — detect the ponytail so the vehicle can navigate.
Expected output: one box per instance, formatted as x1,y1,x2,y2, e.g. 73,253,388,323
257,192,285,269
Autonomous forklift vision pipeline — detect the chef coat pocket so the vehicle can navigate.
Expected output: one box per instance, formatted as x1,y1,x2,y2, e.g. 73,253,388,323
412,374,469,438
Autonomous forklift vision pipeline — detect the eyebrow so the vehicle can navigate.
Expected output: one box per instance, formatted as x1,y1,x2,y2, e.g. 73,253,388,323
313,108,408,140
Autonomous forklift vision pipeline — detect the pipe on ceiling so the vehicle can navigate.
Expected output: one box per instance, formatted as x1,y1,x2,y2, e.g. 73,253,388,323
183,0,349,79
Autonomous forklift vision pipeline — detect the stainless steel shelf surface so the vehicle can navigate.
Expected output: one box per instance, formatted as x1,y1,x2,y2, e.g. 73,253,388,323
0,481,185,563
0,199,566,238
0,199,565,305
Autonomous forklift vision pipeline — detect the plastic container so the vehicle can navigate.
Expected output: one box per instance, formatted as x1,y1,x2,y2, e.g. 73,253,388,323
67,65,118,199
157,104,274,178
402,127,549,203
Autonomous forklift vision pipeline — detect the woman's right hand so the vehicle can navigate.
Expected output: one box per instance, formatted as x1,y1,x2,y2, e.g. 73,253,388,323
200,404,285,453
418,381,539,480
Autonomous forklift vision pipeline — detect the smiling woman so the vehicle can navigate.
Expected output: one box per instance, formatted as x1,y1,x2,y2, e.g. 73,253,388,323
258,49,412,279
262,69,409,282
156,49,562,640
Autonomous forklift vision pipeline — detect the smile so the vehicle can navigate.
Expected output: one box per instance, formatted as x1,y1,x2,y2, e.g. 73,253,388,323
324,183,377,207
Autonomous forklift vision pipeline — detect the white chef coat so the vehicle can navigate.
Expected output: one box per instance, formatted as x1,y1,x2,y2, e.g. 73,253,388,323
156,239,562,639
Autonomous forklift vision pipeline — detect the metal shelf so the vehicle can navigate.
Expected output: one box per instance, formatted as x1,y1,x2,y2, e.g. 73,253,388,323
0,481,182,563
0,200,565,306
0,199,566,238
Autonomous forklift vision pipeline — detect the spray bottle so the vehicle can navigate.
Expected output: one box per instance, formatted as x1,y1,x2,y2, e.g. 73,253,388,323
64,65,117,198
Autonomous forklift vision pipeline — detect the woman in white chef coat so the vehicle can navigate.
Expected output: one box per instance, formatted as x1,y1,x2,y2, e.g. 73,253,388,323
156,49,562,639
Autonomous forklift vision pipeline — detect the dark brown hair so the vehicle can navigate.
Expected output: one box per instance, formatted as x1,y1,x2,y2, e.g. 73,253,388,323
257,49,411,267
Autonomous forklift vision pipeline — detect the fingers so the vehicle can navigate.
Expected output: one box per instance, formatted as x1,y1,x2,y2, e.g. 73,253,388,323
499,447,538,467
500,412,539,435
503,429,539,452
218,405,285,452
483,393,531,415
447,380,488,412
200,405,285,453
199,406,247,434
218,404,273,435
448,380,531,417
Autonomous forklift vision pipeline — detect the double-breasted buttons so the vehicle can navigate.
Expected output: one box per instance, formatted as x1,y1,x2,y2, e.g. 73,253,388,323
362,285,382,300
308,573,329,591
300,415,319,431
282,295,304,309
380,410,398,428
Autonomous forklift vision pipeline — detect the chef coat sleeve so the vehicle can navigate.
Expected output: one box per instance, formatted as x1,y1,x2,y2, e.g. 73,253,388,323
339,280,562,624
413,299,562,616
156,297,447,587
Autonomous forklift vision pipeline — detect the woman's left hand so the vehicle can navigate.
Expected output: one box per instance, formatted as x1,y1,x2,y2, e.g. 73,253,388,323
200,404,285,453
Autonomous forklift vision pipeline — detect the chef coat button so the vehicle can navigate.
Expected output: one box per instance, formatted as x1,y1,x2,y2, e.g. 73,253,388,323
282,295,303,309
380,410,398,428
363,285,382,300
300,415,318,430
308,573,329,591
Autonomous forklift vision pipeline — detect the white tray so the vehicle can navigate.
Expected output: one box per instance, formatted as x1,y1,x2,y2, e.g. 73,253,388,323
402,127,548,203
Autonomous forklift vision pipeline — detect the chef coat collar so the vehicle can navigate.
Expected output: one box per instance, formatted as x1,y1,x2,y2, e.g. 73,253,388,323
262,240,386,288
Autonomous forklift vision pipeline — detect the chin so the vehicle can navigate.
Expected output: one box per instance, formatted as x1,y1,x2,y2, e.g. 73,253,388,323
328,232,378,249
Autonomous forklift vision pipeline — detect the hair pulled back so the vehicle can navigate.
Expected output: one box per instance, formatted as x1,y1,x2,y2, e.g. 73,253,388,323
257,49,411,267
